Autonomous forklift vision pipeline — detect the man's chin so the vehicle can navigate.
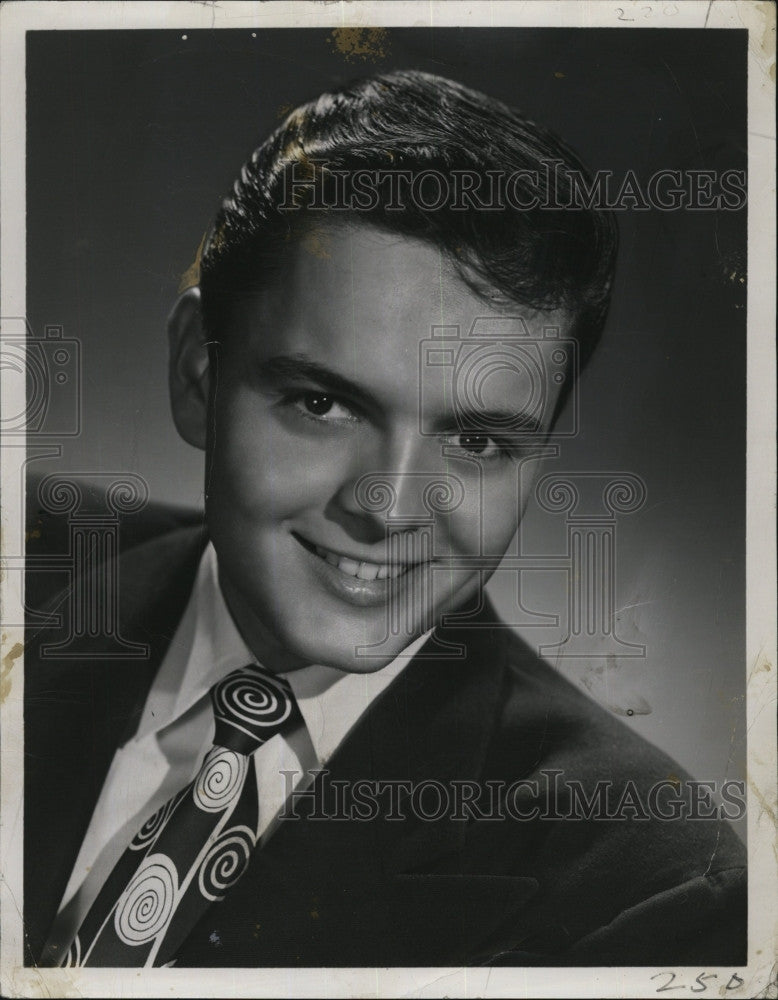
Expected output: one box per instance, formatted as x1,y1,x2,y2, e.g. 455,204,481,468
287,633,427,674
277,582,482,673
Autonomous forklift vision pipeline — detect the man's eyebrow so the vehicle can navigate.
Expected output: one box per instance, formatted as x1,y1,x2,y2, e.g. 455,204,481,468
255,354,378,408
257,355,544,433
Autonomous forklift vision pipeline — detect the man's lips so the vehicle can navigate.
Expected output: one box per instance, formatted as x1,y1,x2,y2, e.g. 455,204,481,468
291,532,425,580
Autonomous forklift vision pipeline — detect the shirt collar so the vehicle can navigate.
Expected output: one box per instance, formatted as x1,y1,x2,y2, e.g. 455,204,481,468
135,542,425,763
134,543,255,741
286,629,429,765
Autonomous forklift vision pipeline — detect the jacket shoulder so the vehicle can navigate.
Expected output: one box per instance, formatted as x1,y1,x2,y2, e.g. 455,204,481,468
465,624,747,965
25,473,204,612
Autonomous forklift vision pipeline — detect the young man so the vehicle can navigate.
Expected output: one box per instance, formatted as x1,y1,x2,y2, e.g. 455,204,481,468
25,70,745,968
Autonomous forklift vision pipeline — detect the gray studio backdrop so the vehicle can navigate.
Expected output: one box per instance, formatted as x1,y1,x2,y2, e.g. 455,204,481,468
26,28,747,819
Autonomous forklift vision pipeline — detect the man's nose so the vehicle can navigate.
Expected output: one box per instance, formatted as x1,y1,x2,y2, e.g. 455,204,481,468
328,432,463,532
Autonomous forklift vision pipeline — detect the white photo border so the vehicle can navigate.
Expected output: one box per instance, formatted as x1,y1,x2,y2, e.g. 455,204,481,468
1,2,775,997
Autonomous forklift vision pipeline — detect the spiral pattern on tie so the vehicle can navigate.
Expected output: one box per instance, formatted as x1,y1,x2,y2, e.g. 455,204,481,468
113,854,178,947
62,933,82,967
212,669,293,740
192,747,247,813
129,792,183,851
197,826,256,902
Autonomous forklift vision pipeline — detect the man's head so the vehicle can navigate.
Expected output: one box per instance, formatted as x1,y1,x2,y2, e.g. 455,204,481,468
168,70,617,672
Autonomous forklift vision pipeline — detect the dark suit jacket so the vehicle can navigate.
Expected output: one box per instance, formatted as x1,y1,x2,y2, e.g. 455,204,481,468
24,506,746,968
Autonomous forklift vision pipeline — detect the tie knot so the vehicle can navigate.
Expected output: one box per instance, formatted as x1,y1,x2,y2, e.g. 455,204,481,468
210,664,299,755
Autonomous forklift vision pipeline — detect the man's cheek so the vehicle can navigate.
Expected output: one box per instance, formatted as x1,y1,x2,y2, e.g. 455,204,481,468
448,480,521,559
220,436,341,513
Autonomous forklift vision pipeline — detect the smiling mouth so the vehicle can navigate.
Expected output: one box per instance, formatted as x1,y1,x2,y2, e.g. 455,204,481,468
292,532,421,581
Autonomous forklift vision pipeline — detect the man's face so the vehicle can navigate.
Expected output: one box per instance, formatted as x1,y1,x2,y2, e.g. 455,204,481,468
203,222,571,672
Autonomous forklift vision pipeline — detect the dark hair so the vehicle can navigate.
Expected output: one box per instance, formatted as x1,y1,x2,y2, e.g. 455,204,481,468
198,69,617,371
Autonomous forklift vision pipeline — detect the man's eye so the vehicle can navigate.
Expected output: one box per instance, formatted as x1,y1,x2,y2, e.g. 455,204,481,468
445,432,504,460
292,391,356,422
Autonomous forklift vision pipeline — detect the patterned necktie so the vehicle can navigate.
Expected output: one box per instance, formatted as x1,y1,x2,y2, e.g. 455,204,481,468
63,663,301,968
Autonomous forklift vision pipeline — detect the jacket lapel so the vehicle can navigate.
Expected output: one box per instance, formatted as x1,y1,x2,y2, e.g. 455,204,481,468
27,527,537,967
176,609,539,966
24,526,206,963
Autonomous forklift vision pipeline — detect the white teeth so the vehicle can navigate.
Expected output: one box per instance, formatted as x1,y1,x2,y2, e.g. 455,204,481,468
308,540,414,580
356,562,380,581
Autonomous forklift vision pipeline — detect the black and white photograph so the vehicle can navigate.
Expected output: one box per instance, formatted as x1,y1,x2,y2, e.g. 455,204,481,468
0,1,775,997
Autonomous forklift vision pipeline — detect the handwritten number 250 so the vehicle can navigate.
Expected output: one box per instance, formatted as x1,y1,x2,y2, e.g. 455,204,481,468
651,972,745,993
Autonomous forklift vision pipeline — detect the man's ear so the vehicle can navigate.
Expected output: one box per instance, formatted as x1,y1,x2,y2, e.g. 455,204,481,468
168,286,211,450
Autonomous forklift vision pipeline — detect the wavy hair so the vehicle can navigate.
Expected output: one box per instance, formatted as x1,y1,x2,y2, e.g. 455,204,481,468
198,70,617,371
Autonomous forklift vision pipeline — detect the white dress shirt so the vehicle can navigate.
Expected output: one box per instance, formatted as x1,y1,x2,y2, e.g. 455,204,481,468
44,542,427,961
